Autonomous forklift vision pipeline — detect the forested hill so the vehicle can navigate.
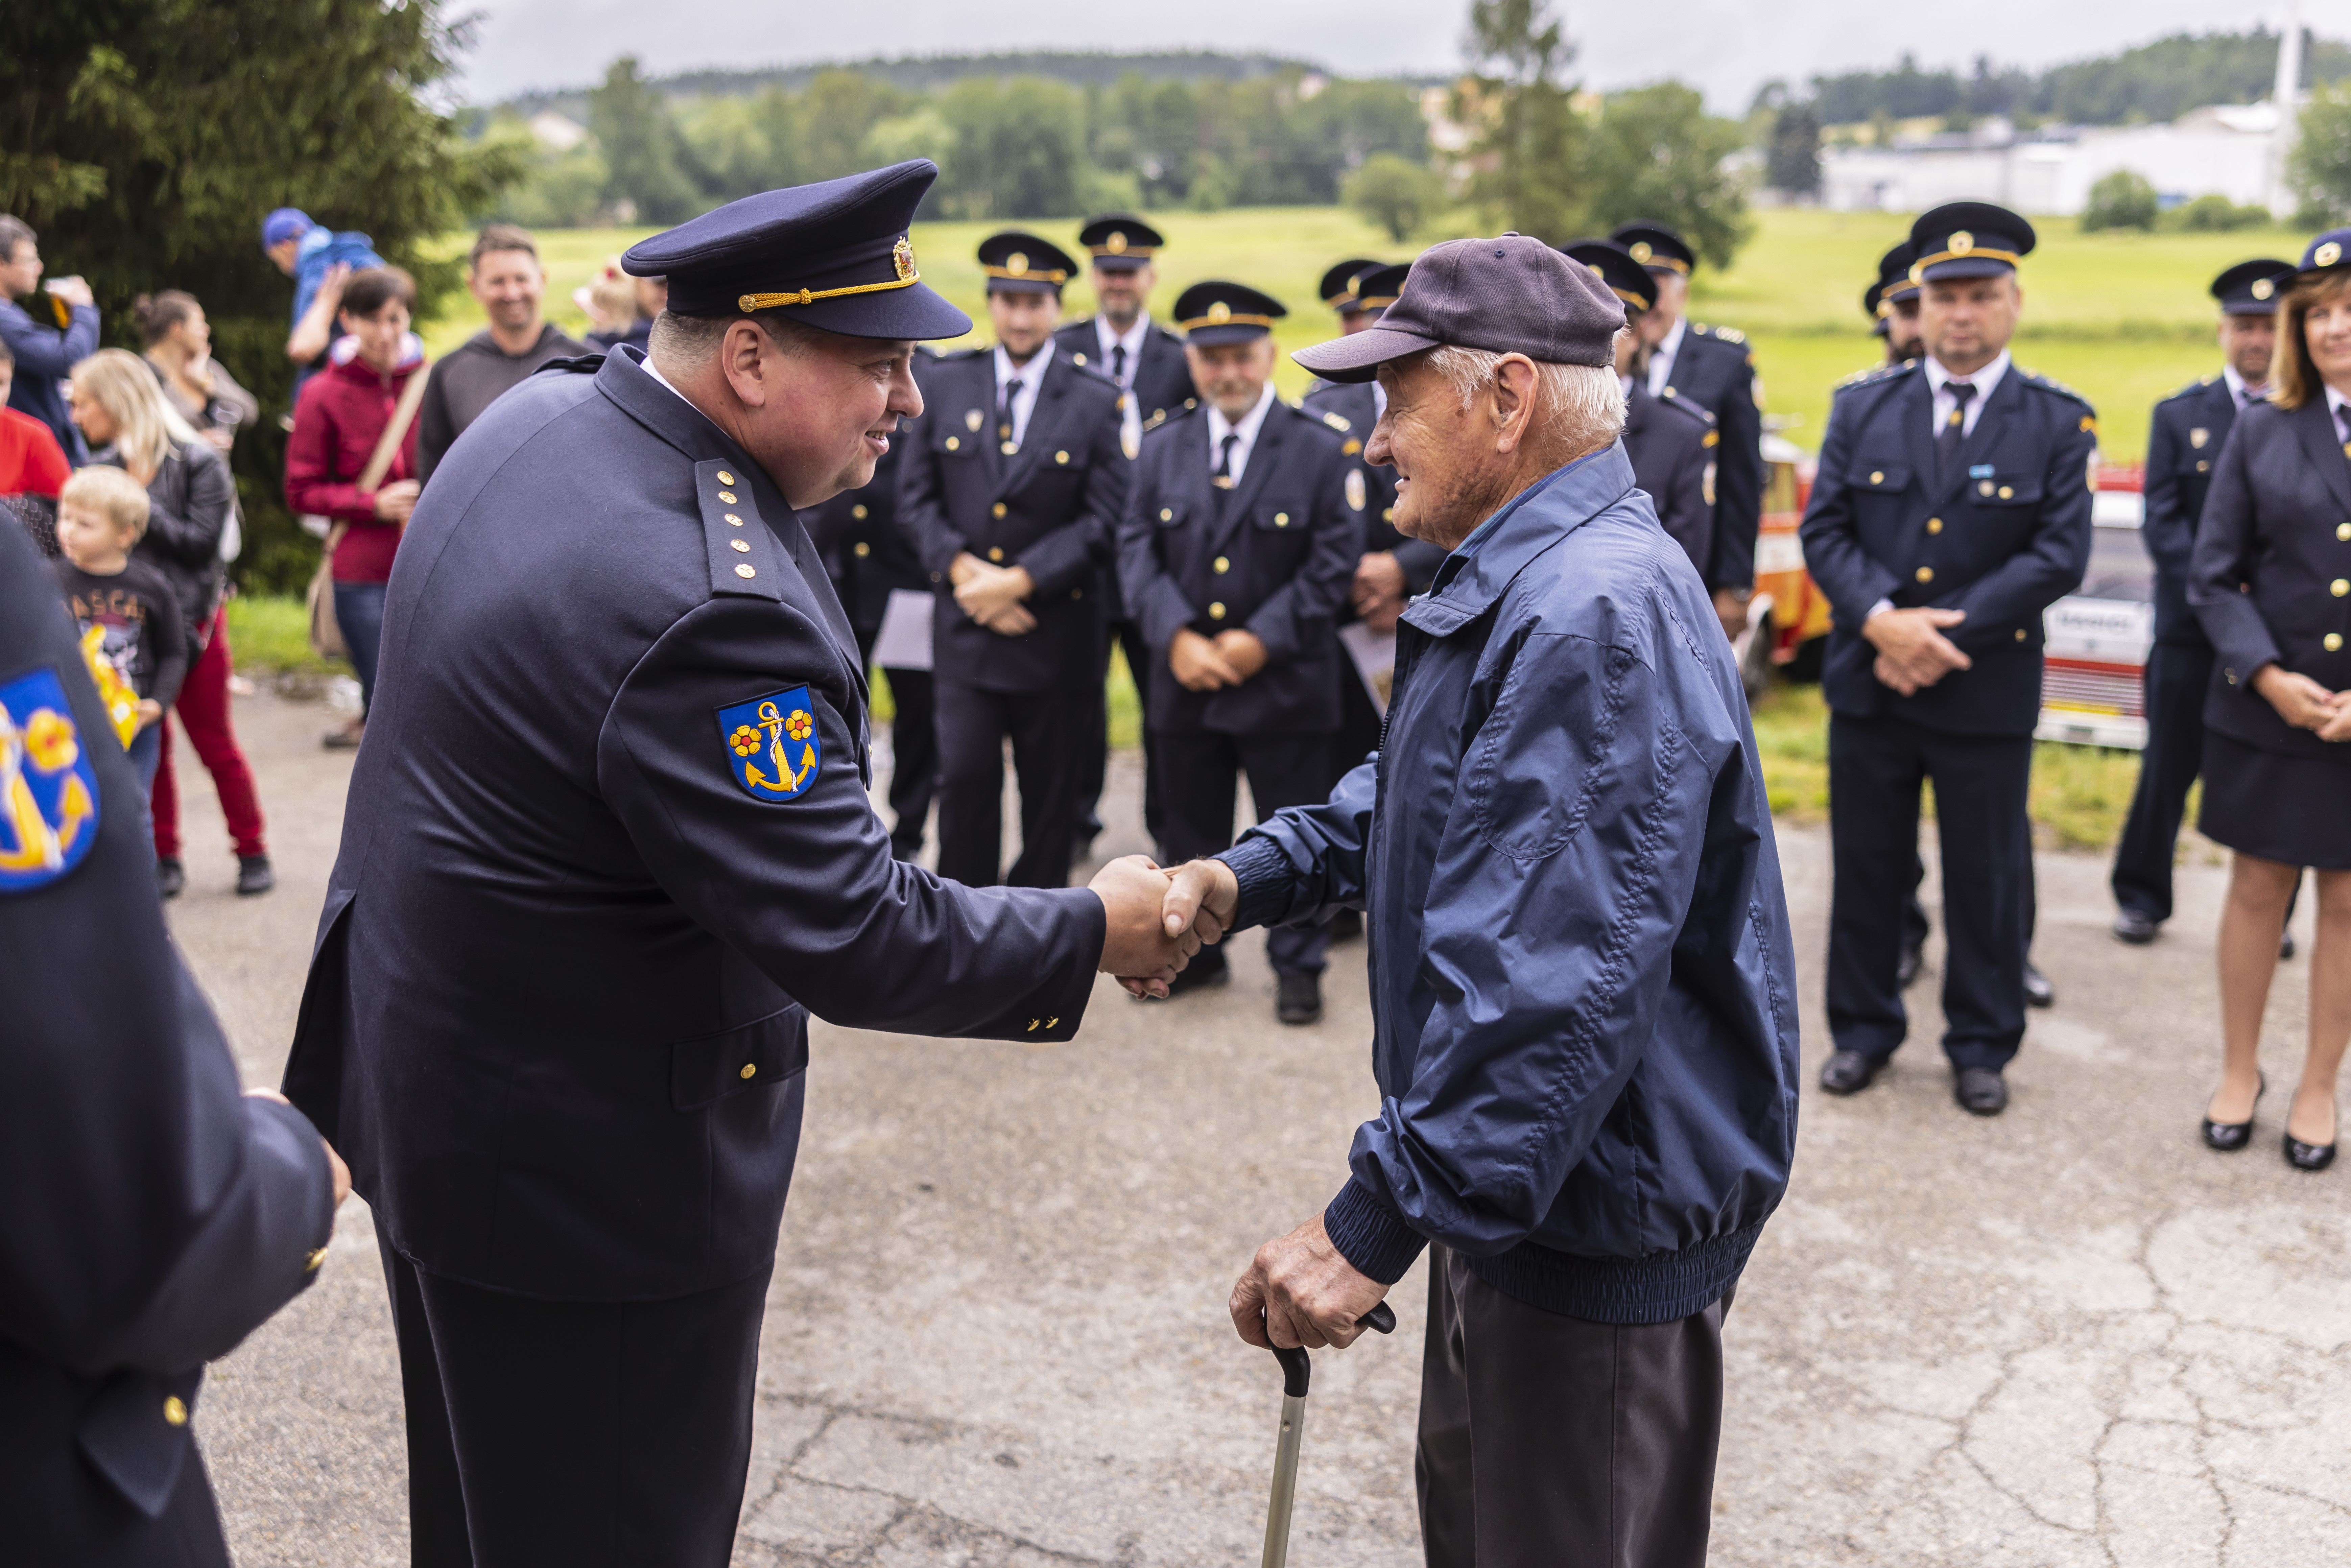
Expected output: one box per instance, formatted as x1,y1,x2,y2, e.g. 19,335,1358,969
1808,28,2351,128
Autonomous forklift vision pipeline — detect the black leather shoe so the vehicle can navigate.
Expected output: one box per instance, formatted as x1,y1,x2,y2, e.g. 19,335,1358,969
2112,909,2159,945
156,856,185,900
2281,928,2298,961
1165,954,1230,997
1275,971,1322,1025
235,855,275,896
1896,942,1923,990
1955,1067,2009,1116
2023,963,2054,1009
2285,1129,2336,1171
2202,1071,2264,1151
1819,1050,1882,1095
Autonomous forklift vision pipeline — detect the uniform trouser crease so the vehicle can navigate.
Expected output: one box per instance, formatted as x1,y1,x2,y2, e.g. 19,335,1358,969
934,680,1095,888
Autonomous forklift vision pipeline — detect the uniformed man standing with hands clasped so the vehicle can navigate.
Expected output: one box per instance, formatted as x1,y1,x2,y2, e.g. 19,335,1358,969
282,162,1198,1567
1800,203,2094,1116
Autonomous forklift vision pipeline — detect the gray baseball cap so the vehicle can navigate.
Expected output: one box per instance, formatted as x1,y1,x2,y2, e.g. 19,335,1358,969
1292,233,1625,384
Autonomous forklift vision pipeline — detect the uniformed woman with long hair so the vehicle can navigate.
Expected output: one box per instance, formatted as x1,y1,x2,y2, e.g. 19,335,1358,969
2188,229,2351,1170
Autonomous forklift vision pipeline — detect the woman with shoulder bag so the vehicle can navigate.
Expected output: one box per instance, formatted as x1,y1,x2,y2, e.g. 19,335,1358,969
67,348,274,898
2188,228,2351,1171
285,265,426,750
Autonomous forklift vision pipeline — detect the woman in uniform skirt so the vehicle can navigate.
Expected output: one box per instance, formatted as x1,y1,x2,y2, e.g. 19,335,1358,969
2188,228,2351,1170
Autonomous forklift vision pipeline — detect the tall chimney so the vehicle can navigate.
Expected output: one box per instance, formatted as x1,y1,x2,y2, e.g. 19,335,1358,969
2273,6,2307,216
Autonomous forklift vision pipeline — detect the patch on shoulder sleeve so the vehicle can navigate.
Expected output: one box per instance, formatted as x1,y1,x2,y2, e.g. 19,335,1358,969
717,685,822,802
0,665,100,892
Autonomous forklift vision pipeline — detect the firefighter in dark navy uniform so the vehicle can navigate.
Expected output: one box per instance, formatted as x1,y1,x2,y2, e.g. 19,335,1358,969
1612,220,1764,642
1303,261,1442,786
1120,281,1361,1023
2112,258,2299,947
1565,240,1720,578
0,518,340,1566
899,229,1131,888
278,162,1193,1566
1868,239,1924,365
1053,214,1195,857
1799,201,2095,1117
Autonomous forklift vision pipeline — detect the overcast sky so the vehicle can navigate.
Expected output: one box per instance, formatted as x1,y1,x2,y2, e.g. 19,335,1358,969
454,1,2349,112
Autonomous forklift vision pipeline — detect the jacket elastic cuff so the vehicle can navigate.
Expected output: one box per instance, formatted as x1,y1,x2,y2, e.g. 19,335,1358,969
1214,835,1294,933
1323,1176,1427,1287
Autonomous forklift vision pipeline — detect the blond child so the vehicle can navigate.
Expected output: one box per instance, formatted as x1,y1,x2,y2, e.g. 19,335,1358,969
53,465,185,831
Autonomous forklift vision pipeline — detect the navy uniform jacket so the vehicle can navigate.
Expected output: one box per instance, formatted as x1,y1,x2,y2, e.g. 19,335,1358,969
1622,383,1719,581
1655,323,1764,594
897,348,1130,694
2189,397,2351,761
1301,380,1444,594
1053,316,1198,428
282,348,1106,1303
2143,375,2239,646
0,521,333,1562
1117,400,1361,734
803,427,917,638
1799,360,2096,735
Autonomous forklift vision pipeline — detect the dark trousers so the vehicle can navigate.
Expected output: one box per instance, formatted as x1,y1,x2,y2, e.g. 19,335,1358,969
1078,617,1163,850
1828,714,2032,1071
855,622,937,858
934,680,1093,888
378,1229,769,1568
1154,728,1336,976
1416,1247,1727,1568
332,579,387,716
1334,647,1385,781
2111,639,2212,923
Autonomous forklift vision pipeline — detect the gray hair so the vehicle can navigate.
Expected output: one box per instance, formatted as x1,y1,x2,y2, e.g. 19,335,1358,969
1421,340,1626,456
647,309,825,364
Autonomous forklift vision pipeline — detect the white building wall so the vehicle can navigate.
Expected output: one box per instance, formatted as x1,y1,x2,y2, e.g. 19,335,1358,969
1821,106,2282,215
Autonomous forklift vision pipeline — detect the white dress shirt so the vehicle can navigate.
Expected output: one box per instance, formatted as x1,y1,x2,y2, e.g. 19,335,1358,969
1092,314,1151,388
2328,382,2350,442
1645,316,1687,397
1206,382,1279,485
1924,349,2010,441
2223,364,2268,410
992,341,1053,450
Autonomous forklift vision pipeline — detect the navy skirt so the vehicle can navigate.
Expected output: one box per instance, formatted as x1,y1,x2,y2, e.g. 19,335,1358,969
2198,730,2351,870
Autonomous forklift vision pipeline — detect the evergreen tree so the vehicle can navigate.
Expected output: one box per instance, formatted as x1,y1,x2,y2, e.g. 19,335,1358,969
1457,0,1589,245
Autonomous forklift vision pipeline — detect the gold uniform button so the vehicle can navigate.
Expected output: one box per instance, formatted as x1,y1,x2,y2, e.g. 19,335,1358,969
1001,441,1018,455
739,1063,757,1079
718,490,737,504
853,542,870,557
988,546,1005,562
946,436,960,451
1926,517,1943,534
2196,460,2210,473
1915,566,1934,584
1208,602,1227,620
1072,587,1082,599
2328,634,2346,652
2334,579,2350,597
1274,512,1290,527
1213,556,1230,574
723,512,742,526
1997,485,2014,500
730,538,751,553
852,504,868,520
1055,450,1069,465
2337,523,2351,540
2015,628,2027,642
1870,470,1884,485
735,564,757,579
992,502,1008,519
163,1397,187,1427
716,471,735,485
1383,507,1394,522
1159,508,1173,522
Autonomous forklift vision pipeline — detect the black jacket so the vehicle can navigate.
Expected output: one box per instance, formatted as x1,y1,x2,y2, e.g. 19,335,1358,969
1652,322,1763,594
0,519,334,1563
1799,359,2096,736
1117,398,1360,734
2189,397,2351,762
2143,375,2240,646
897,348,1129,693
1621,383,1719,581
1052,316,1197,428
93,438,235,656
1300,379,1444,595
282,348,1107,1302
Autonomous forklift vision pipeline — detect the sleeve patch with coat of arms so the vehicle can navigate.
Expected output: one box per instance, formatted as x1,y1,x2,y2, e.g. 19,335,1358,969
717,686,823,802
0,665,100,893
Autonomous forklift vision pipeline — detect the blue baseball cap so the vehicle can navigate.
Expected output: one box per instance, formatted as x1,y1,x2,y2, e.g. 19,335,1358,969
261,208,314,250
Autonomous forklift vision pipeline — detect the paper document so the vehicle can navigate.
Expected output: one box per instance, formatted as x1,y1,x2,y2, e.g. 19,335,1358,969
873,588,935,672
1337,622,1397,716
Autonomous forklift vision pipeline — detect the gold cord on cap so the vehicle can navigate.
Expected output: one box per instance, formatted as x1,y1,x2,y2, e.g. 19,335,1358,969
740,237,920,312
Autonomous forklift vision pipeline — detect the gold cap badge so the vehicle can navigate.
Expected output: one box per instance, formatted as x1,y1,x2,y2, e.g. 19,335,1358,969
1107,231,1128,254
1006,252,1028,275
2252,276,2275,300
1629,241,1652,263
1950,231,1974,254
893,236,916,282
1206,300,1232,324
2319,242,2343,268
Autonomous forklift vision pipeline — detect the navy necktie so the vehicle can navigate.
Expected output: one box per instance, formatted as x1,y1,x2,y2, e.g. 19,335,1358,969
1112,343,1129,385
1936,381,1976,477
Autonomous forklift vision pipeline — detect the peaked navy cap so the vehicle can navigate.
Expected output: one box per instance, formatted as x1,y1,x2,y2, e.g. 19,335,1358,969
1609,221,1695,275
1078,214,1163,269
2211,257,2296,314
1353,262,1411,311
624,160,969,340
1319,257,1386,311
1174,281,1286,345
1562,239,1656,315
1877,238,1921,304
1908,202,2036,283
978,231,1078,294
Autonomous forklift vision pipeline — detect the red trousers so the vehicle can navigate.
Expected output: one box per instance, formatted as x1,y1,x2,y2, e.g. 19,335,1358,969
154,606,268,859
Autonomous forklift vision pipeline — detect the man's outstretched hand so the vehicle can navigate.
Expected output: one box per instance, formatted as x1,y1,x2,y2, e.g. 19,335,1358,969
1231,1211,1390,1351
1090,855,1201,998
1160,857,1239,949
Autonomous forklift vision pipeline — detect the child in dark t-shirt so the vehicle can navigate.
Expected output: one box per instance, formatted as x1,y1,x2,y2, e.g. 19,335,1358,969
54,465,184,831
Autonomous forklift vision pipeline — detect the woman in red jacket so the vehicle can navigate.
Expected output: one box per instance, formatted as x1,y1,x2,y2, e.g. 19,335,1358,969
284,266,421,749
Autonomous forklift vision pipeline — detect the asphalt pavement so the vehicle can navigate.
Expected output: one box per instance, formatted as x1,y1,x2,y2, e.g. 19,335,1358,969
165,686,2351,1567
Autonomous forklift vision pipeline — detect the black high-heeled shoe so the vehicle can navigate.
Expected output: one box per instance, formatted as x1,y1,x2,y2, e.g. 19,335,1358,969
2202,1071,2264,1152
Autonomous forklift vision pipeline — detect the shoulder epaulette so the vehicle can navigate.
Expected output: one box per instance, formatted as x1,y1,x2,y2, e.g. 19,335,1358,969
1139,404,1185,435
936,346,987,363
1695,323,1746,346
1831,359,1918,396
2017,367,2095,408
2157,376,2213,403
1656,385,1716,426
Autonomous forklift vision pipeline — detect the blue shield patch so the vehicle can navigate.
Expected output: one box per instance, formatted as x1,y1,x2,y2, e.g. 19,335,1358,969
0,665,101,893
717,686,822,802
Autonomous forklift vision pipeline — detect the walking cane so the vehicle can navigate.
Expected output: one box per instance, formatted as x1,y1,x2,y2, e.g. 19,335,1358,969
1259,1300,1397,1568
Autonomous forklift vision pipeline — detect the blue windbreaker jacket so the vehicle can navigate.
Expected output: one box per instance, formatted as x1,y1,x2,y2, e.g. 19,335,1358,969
1219,443,1800,1324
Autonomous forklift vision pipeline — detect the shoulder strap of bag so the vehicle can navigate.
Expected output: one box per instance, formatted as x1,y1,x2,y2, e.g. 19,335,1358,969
357,359,432,494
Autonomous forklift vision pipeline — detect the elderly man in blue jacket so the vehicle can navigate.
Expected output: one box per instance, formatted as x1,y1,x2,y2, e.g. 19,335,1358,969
1162,236,1800,1567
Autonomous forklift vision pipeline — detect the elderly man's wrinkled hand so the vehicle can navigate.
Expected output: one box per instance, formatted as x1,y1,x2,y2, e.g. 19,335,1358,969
1089,855,1200,998
1231,1212,1390,1351
1160,857,1238,952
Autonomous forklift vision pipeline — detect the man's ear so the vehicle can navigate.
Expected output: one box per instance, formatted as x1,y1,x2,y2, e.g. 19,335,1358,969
1489,354,1538,452
720,320,771,409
